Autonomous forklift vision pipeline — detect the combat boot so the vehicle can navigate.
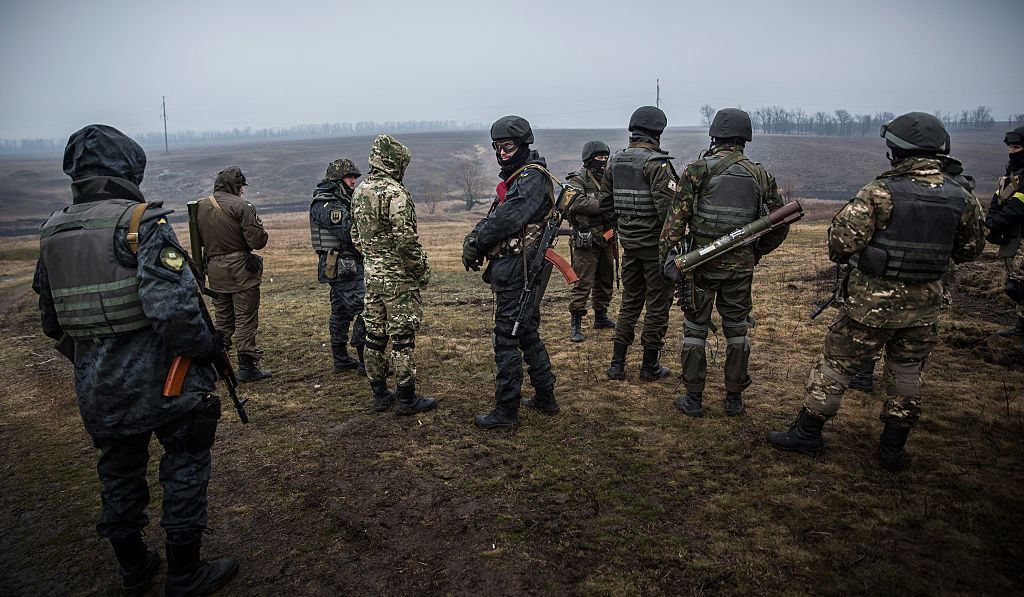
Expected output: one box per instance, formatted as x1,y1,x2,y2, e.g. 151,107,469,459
369,379,395,412
879,422,911,472
569,311,585,343
995,316,1024,337
724,391,744,416
331,343,359,373
606,342,628,380
236,354,272,383
767,408,827,454
474,407,519,429
394,382,437,416
356,345,366,376
639,347,671,380
522,388,560,415
110,533,160,596
164,538,238,597
593,310,616,330
675,391,704,417
848,360,876,392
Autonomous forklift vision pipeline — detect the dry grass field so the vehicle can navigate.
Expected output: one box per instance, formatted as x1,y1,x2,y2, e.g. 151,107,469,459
1,204,1022,595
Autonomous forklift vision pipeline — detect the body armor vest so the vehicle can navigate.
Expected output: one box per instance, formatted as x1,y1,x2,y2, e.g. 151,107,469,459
492,164,555,256
309,197,345,253
610,147,664,218
39,199,151,340
864,176,966,282
690,153,763,240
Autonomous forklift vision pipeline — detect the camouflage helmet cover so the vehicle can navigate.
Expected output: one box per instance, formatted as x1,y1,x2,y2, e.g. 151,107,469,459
325,158,362,181
490,115,534,144
581,140,610,163
709,108,753,142
880,111,950,154
628,106,667,134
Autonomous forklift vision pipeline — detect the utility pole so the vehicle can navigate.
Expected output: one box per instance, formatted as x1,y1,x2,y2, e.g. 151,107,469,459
656,79,660,108
161,96,169,154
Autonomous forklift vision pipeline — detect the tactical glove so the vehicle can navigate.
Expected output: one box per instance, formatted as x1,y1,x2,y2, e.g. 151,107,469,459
661,249,681,283
462,236,483,271
197,331,226,365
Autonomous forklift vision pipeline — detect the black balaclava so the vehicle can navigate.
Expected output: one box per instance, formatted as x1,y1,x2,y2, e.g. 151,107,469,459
586,155,609,178
497,141,530,177
1008,150,1024,174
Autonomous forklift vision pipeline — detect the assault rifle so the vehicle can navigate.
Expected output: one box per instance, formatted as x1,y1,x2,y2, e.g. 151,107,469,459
809,264,848,320
162,256,249,423
556,227,620,288
511,183,583,337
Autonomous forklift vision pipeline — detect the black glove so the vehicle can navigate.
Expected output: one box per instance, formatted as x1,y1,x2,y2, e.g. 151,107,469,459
197,331,225,365
661,249,681,283
462,237,482,272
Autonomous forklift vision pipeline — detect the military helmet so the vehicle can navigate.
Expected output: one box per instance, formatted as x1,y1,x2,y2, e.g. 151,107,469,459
1004,125,1024,146
709,108,753,142
490,115,534,144
325,158,361,181
63,124,147,185
880,112,950,154
582,140,610,163
628,106,667,134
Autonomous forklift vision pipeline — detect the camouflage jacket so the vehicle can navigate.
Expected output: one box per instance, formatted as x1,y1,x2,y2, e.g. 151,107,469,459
659,144,787,271
34,177,216,439
351,135,429,295
310,179,360,283
598,135,677,257
831,157,986,328
566,167,609,243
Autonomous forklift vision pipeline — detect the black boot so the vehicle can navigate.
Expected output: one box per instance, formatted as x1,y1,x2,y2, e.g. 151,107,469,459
879,422,911,472
767,408,827,454
675,391,703,417
369,379,395,412
724,391,744,416
356,345,366,376
593,310,616,330
236,354,272,383
474,406,519,429
848,360,876,392
394,382,437,416
639,347,671,380
164,538,238,597
606,342,628,380
110,534,160,596
995,316,1024,337
522,388,560,415
332,343,359,373
569,311,585,343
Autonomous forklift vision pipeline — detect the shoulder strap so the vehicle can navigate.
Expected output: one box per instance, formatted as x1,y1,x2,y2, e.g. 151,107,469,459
126,203,149,254
207,194,227,214
708,152,746,178
736,159,769,195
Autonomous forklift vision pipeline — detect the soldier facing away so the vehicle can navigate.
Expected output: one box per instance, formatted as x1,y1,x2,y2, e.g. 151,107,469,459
600,106,677,381
195,165,272,382
33,125,238,595
661,108,790,416
351,134,436,415
767,112,986,471
566,141,617,342
985,124,1024,336
463,115,559,429
310,158,367,373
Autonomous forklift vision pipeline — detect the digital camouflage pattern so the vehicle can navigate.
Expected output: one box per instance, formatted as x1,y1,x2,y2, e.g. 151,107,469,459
324,158,362,182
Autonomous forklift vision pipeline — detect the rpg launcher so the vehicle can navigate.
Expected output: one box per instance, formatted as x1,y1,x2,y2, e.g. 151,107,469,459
675,200,804,273
511,183,583,337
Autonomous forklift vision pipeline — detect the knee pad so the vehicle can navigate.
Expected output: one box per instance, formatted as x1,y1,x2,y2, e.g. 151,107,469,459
365,332,389,353
160,395,221,453
722,317,749,339
392,334,415,352
886,360,923,397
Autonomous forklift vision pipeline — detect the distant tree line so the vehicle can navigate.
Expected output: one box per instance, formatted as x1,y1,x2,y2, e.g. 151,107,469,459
699,104,1024,137
0,119,486,155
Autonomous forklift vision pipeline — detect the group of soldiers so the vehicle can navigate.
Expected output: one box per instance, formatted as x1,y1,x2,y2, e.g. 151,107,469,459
31,109,1022,593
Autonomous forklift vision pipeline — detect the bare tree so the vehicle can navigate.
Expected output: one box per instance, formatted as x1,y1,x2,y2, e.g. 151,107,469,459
418,181,447,215
450,157,489,211
699,104,716,127
834,110,853,137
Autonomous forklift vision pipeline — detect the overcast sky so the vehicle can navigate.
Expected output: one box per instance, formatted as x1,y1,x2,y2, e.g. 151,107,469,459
1,0,1021,139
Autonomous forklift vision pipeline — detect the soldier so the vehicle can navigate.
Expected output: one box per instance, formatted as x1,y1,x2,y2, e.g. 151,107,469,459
600,106,677,380
350,134,436,414
985,125,1024,336
661,108,790,416
33,125,237,595
310,158,367,373
463,115,559,429
566,141,617,342
767,112,986,471
195,165,272,382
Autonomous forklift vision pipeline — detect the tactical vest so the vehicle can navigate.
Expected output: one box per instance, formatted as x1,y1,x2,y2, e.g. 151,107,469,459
39,199,151,340
309,198,343,253
566,171,599,231
864,176,966,282
610,147,666,218
690,153,764,240
492,164,555,256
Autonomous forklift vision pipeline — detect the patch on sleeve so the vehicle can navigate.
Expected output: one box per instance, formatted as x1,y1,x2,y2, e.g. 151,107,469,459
330,209,342,224
667,179,678,192
159,246,185,272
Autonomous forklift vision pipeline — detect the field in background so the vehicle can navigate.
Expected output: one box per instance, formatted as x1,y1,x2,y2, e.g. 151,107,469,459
1,207,1022,594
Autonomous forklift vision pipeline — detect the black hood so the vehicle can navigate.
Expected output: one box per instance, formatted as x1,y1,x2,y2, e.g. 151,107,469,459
63,124,146,186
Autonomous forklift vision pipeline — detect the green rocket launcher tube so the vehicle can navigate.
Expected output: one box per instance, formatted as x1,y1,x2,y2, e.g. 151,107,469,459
676,200,804,273
186,200,205,280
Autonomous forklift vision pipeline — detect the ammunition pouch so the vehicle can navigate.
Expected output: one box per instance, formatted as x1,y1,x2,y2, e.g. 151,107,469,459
158,394,222,453
852,245,888,277
1006,278,1024,305
324,249,339,279
244,252,264,275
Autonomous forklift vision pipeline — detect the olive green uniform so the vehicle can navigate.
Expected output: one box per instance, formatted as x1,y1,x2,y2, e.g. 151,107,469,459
566,169,615,315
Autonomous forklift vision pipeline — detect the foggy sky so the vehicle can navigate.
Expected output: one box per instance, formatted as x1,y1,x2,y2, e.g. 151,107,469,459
1,0,1021,140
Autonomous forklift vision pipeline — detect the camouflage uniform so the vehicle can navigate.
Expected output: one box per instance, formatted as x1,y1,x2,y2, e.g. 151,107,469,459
566,168,615,318
804,157,985,425
985,161,1024,319
310,159,366,371
351,135,429,392
33,125,234,592
660,143,788,396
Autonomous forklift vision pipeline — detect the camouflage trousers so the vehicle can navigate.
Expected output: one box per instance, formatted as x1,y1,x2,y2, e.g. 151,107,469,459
363,288,422,386
681,265,753,394
612,251,674,350
568,243,615,314
211,285,262,360
804,313,938,427
92,396,220,544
